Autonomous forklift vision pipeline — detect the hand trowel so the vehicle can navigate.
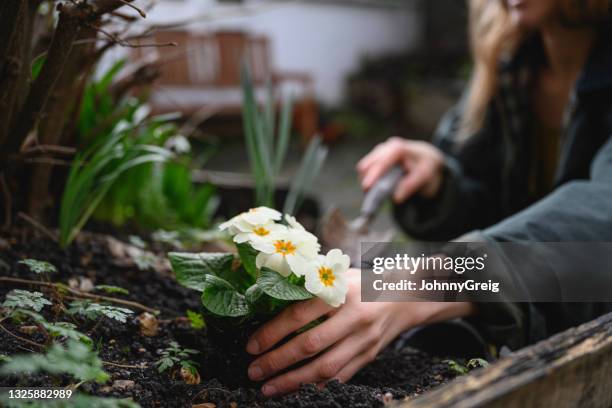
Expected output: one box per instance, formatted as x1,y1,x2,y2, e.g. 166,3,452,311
320,165,405,265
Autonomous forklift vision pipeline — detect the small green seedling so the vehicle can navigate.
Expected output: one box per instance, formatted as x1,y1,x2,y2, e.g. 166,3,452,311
18,259,57,275
186,310,205,330
67,300,133,323
155,341,199,374
13,309,92,346
444,359,469,375
466,358,489,370
95,285,130,295
2,290,52,312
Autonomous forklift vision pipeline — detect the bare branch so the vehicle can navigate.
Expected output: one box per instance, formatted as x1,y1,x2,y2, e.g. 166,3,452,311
0,0,22,74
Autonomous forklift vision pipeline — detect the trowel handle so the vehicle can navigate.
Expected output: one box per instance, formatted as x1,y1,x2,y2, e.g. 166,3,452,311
360,165,405,220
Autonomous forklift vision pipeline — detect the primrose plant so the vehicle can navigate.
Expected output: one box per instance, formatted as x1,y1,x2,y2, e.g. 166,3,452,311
169,207,350,319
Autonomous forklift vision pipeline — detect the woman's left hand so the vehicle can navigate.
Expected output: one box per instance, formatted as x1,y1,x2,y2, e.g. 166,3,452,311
246,269,475,396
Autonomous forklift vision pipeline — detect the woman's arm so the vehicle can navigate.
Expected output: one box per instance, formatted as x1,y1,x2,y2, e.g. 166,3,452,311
468,134,612,349
246,269,476,397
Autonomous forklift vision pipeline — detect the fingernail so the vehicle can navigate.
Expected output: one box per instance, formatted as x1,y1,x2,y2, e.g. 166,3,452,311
248,364,263,380
247,339,260,354
262,384,277,396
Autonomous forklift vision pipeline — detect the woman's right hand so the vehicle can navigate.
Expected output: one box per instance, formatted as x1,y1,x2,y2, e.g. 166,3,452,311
357,137,446,203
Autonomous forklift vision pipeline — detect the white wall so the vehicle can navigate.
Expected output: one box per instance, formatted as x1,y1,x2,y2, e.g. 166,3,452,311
131,0,421,105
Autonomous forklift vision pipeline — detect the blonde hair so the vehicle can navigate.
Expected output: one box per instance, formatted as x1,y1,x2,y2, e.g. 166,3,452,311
462,0,611,136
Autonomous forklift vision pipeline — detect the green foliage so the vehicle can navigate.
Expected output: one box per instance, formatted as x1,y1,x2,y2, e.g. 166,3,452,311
0,340,109,383
66,60,219,244
18,259,57,275
256,269,313,301
13,310,93,346
30,54,46,81
186,310,205,330
200,275,250,318
42,321,93,346
170,244,309,318
241,62,327,213
95,285,130,295
283,136,328,215
444,359,469,375
466,358,489,370
155,341,199,374
1,394,140,408
66,300,133,323
59,112,174,247
169,252,235,292
2,290,51,312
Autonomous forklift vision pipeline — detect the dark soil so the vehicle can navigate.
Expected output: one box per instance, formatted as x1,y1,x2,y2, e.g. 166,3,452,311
0,230,463,407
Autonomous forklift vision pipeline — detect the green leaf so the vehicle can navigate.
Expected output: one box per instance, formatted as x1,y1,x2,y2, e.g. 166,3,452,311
467,358,489,370
18,259,57,274
236,243,259,280
284,136,328,215
95,285,130,295
66,300,133,323
31,54,46,80
186,310,205,329
0,340,109,383
41,321,93,346
2,290,52,312
256,269,313,301
168,252,234,292
201,275,250,317
245,283,265,305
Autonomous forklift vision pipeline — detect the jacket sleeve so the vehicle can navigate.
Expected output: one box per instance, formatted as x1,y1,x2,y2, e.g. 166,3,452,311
393,100,506,241
466,134,612,350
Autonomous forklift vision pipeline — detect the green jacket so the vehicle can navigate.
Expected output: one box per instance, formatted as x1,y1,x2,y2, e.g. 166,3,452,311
394,23,612,350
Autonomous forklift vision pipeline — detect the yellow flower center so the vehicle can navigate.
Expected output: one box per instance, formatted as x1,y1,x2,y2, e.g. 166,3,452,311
252,226,270,237
318,266,335,287
274,240,296,256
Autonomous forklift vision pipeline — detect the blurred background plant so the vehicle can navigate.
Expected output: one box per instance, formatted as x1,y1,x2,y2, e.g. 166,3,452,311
240,62,327,215
76,61,220,237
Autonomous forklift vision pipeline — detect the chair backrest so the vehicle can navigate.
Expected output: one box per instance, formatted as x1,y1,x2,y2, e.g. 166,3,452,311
133,30,272,87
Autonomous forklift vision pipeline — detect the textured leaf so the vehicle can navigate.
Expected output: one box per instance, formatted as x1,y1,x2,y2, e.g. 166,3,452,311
67,300,133,323
201,275,250,317
256,269,313,301
0,341,109,383
18,259,57,274
2,290,51,312
236,243,259,281
169,252,234,292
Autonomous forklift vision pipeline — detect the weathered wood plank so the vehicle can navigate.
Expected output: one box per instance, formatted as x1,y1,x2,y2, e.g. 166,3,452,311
400,312,612,408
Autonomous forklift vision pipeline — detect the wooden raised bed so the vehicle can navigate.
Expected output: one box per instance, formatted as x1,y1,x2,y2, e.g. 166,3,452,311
401,312,612,408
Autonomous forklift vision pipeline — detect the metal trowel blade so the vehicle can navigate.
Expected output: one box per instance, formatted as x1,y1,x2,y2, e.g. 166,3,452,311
320,207,393,267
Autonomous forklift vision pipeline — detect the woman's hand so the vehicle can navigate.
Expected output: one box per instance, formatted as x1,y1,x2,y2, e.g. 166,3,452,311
246,269,475,397
357,137,446,203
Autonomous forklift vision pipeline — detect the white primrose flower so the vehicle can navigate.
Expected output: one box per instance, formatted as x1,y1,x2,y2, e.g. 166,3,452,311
252,227,320,277
304,249,350,307
233,221,286,246
219,207,282,236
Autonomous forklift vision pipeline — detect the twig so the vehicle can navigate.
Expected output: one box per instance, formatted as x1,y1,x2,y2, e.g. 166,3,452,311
24,157,74,167
22,144,76,156
17,212,58,242
118,0,146,18
94,25,176,48
0,173,12,229
102,361,147,369
0,322,45,349
0,277,159,314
